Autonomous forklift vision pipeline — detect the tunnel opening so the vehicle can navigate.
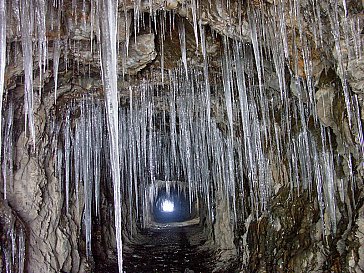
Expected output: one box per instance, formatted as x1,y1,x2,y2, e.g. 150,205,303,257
152,183,197,224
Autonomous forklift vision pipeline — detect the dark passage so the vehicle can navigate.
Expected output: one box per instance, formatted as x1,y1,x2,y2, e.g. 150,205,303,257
96,225,219,273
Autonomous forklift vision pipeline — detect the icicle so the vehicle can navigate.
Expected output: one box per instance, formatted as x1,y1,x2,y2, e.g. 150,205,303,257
328,0,352,127
97,0,123,271
277,0,289,58
249,10,263,92
64,108,71,214
133,0,141,40
248,9,269,143
0,0,6,198
74,121,81,214
222,39,237,218
128,86,139,222
178,19,188,80
354,95,364,157
222,39,234,134
82,101,93,257
56,146,63,191
190,0,199,48
20,0,36,148
90,0,95,53
169,79,177,171
53,39,61,103
93,102,102,218
0,203,26,273
2,100,14,201
160,11,165,83
233,42,256,211
199,23,211,124
35,0,47,97
18,228,25,273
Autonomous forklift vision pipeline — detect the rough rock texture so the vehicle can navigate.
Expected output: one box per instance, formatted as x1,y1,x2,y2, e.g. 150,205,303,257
348,199,364,273
5,92,85,273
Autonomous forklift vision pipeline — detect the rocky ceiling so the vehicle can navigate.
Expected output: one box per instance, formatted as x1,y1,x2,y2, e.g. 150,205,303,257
0,0,363,273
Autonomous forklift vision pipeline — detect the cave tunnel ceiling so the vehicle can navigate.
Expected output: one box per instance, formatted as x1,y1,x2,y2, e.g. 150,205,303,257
0,0,363,273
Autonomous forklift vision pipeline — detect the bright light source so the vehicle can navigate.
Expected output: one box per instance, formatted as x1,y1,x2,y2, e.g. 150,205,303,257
161,200,174,212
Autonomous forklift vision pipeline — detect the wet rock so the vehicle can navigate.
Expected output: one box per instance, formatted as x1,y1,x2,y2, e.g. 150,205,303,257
347,200,364,273
347,57,364,95
3,91,85,273
165,0,179,10
124,34,157,75
315,86,337,128
68,33,156,76
65,6,94,41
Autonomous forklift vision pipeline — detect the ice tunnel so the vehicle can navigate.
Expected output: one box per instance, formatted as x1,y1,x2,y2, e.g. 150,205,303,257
0,0,363,272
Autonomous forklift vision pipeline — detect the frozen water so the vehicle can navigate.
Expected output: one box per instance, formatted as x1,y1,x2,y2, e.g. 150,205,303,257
0,0,6,198
0,2,363,273
20,0,36,148
97,0,123,271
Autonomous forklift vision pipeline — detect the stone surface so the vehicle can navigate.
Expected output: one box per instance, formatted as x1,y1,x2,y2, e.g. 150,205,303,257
124,34,157,75
316,86,337,128
3,90,85,273
347,57,364,95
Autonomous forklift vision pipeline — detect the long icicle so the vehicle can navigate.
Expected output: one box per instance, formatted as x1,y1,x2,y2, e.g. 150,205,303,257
97,0,123,272
0,0,7,198
20,0,36,149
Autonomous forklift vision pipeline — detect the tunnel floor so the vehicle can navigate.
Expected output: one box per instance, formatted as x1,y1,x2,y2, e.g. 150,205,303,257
95,224,233,273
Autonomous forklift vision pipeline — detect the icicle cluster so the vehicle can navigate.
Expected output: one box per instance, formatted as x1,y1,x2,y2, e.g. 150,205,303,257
0,202,26,273
97,0,123,271
56,99,105,258
1,224,25,273
0,0,6,170
55,49,358,265
54,68,242,259
0,0,362,272
2,100,14,200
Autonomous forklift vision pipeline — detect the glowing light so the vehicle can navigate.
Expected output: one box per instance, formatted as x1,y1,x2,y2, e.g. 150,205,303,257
161,200,174,212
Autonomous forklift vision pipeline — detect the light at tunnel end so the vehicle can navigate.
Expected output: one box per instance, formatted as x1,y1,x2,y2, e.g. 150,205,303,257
161,200,174,212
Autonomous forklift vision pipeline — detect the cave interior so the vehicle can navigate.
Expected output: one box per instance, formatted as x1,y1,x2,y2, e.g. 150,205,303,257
0,0,363,273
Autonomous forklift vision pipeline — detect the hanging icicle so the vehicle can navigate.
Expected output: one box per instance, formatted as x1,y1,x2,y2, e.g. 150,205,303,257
20,0,36,148
0,0,7,198
97,0,123,272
